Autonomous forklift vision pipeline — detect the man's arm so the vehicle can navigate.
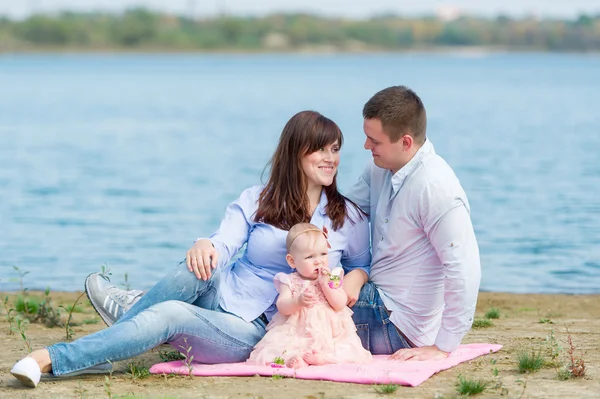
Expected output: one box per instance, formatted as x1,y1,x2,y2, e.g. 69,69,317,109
345,163,371,215
391,200,480,361
428,203,481,353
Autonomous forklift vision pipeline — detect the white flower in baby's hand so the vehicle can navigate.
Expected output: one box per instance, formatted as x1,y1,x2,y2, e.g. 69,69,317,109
327,267,344,289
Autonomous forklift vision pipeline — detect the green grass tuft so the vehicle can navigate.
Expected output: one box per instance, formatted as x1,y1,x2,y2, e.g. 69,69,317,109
456,375,488,396
472,318,493,328
374,384,399,394
126,361,150,380
517,349,545,373
484,307,501,319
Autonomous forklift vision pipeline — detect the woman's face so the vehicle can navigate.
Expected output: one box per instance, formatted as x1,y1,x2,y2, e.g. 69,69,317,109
301,141,340,189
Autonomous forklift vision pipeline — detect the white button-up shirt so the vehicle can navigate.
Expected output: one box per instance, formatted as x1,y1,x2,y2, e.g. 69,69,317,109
347,140,481,352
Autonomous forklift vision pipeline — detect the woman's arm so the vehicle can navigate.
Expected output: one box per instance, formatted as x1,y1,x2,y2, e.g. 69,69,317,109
339,204,372,306
187,186,260,280
342,269,368,307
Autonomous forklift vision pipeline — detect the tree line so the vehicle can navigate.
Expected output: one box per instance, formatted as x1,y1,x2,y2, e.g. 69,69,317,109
0,9,599,52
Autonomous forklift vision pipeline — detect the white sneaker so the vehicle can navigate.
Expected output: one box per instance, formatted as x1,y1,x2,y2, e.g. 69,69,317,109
11,357,113,387
84,273,144,327
11,357,41,388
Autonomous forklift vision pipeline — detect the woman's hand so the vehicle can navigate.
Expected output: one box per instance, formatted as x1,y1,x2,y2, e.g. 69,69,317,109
186,239,218,281
342,269,368,307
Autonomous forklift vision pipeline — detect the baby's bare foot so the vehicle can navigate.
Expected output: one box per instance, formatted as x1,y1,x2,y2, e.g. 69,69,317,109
286,355,309,369
302,351,330,366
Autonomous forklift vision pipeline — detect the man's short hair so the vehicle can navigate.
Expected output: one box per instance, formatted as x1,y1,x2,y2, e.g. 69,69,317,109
363,86,427,144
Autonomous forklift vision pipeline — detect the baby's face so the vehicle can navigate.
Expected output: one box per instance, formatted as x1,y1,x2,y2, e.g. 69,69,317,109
289,232,329,279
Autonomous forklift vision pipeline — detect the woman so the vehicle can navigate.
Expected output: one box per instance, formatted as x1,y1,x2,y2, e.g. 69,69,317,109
11,110,371,388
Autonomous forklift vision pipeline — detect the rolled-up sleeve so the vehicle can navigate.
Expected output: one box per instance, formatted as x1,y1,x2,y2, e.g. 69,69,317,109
424,200,481,352
340,205,372,277
208,187,258,269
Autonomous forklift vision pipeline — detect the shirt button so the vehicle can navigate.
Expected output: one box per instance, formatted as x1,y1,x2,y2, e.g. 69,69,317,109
385,219,389,223
380,237,384,241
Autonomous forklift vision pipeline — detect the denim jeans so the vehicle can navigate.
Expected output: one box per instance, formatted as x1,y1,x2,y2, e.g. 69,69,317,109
47,261,266,376
351,282,413,355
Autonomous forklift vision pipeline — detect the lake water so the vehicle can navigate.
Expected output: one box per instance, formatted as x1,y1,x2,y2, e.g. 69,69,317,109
1,52,599,294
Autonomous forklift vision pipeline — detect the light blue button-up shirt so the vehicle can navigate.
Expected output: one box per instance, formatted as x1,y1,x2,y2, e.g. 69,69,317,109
347,140,481,352
208,185,371,323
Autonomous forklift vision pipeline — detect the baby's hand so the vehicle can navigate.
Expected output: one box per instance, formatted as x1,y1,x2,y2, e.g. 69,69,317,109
317,267,331,286
297,290,319,307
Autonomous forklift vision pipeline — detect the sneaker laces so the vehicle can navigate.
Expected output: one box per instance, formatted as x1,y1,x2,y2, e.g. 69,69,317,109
106,286,143,305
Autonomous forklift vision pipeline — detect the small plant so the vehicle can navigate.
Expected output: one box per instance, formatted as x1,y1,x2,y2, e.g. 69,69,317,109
490,358,499,377
565,327,586,378
122,272,131,291
3,295,16,334
74,380,88,398
271,374,284,380
545,329,562,367
539,318,554,324
35,287,62,327
556,365,572,380
515,377,528,399
104,360,114,399
100,264,112,282
472,318,493,328
179,337,195,379
158,349,185,362
517,348,544,373
456,375,488,396
272,356,285,366
82,318,100,325
59,292,86,340
484,308,500,319
12,315,32,353
12,266,29,293
374,383,399,394
15,295,40,316
127,361,150,381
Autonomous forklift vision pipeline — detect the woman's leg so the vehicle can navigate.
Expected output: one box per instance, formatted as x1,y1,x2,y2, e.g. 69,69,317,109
87,260,222,326
115,260,221,323
47,300,265,376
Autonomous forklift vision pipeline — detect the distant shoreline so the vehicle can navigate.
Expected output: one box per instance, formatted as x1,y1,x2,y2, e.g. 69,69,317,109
2,46,599,55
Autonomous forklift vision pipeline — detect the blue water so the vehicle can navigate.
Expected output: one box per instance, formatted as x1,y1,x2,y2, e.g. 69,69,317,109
1,53,599,294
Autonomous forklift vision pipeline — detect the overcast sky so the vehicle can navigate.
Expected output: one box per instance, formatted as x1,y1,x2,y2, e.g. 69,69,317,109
1,0,599,19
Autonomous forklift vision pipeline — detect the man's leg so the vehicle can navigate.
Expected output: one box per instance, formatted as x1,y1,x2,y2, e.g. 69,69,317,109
351,282,412,355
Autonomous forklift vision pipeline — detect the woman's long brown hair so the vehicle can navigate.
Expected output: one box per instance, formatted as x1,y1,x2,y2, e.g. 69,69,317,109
255,110,359,231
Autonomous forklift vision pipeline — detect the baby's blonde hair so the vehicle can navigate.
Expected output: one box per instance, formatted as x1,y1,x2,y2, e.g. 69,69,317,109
286,223,325,253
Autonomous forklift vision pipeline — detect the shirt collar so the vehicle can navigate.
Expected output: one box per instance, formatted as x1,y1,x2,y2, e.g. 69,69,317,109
391,139,435,195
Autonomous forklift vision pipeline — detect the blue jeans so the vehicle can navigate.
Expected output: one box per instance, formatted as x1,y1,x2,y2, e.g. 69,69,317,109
47,261,266,376
351,282,413,355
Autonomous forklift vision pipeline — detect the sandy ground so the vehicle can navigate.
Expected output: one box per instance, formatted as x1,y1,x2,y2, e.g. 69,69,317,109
0,291,598,399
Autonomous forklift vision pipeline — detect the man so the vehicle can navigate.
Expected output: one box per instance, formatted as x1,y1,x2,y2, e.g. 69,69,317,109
85,85,480,361
342,85,481,361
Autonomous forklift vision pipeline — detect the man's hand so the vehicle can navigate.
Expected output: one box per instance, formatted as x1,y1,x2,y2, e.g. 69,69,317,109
186,239,218,281
389,345,450,361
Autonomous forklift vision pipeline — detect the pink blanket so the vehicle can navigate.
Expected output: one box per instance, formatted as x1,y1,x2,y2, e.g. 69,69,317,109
150,343,501,386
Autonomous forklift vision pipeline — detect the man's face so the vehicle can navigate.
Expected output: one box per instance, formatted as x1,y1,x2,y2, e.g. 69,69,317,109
363,118,405,173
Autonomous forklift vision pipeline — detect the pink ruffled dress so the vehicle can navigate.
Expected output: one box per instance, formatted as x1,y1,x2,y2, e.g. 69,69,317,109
248,272,372,366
